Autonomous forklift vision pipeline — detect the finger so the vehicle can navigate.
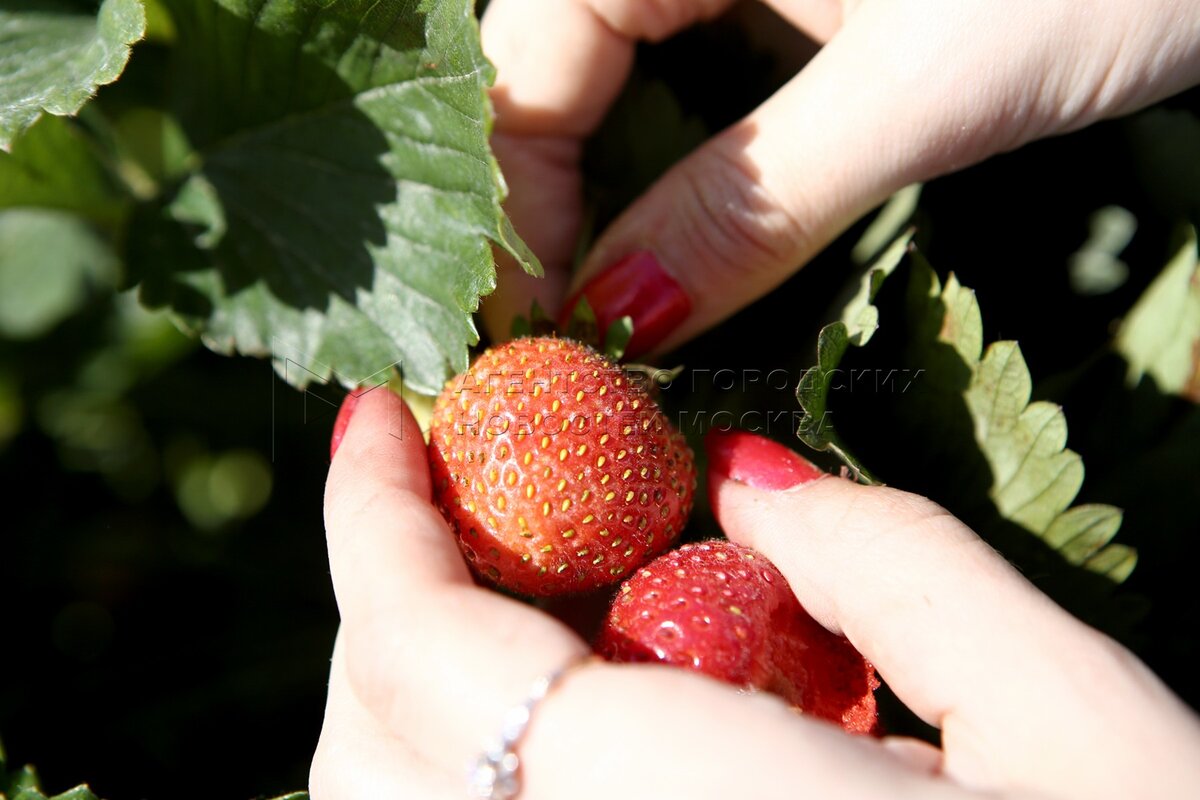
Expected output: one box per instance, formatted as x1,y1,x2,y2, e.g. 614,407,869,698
559,1,940,356
881,736,945,776
310,632,459,800
517,662,976,800
765,0,848,43
478,0,739,341
707,430,1200,797
323,388,588,774
479,0,843,341
480,133,580,339
480,0,629,337
561,0,1200,357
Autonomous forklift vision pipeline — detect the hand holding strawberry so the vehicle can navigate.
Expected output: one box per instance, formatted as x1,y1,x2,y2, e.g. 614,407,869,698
597,539,881,735
311,390,1200,799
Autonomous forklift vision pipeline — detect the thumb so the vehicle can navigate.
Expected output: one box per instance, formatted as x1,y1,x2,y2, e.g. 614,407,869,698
704,429,1200,798
563,0,1173,356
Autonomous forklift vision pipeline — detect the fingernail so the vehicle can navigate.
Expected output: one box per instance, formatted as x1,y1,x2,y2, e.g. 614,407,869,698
330,390,362,460
561,251,690,358
704,429,825,491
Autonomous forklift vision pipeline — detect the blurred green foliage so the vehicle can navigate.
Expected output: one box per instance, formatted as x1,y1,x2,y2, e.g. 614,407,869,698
0,282,340,797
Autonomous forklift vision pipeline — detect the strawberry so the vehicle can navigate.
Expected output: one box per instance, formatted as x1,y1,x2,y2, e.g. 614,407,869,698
596,540,880,735
427,336,695,597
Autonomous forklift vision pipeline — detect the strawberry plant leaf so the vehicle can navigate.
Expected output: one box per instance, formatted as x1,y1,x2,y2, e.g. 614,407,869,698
0,744,102,800
0,209,119,339
509,298,553,339
904,253,1135,583
510,314,530,339
1114,224,1200,401
838,228,915,348
134,0,540,394
0,0,145,149
564,294,600,345
795,227,914,482
0,115,129,224
0,736,303,800
850,183,921,267
603,315,634,362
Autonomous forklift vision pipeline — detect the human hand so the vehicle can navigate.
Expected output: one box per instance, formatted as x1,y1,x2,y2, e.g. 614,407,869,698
309,389,1200,798
480,0,1200,356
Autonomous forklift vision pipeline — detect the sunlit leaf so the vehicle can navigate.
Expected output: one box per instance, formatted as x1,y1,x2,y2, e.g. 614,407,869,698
1115,224,1200,401
135,0,540,394
905,254,1134,582
0,0,145,148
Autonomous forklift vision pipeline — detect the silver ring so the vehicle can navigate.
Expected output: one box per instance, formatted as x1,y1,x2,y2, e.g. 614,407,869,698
468,653,592,800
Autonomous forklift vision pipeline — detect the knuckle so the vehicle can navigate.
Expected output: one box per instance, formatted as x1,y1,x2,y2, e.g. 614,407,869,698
635,0,689,40
586,0,729,42
865,485,953,526
819,481,966,551
674,147,804,276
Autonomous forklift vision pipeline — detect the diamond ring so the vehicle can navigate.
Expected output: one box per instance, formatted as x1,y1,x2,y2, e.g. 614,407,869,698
468,653,593,800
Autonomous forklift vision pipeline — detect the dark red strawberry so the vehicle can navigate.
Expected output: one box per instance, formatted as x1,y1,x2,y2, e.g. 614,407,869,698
596,539,880,734
427,337,695,597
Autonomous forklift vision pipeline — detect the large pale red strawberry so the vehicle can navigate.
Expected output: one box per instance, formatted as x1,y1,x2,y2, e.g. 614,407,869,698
428,337,695,596
596,540,880,734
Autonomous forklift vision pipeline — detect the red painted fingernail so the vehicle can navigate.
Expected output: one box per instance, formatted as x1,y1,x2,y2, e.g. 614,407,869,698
704,429,825,492
560,251,690,358
330,390,362,460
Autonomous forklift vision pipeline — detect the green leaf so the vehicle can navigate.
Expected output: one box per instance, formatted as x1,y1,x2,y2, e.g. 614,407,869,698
0,209,119,339
1114,224,1200,401
0,0,145,148
109,107,194,186
603,315,633,362
905,255,1134,582
10,783,101,800
509,298,554,339
797,221,1135,589
795,226,914,481
850,183,921,267
38,788,100,800
0,743,101,800
564,293,599,344
138,0,540,394
0,115,128,224
838,228,915,348
794,323,876,483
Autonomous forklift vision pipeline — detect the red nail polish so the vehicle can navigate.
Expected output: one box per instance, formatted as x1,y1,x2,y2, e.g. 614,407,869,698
704,429,825,492
330,390,362,460
561,251,690,358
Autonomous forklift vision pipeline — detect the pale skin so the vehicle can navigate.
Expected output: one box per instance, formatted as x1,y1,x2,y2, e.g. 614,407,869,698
480,0,1200,346
312,2,1200,796
311,390,1200,799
